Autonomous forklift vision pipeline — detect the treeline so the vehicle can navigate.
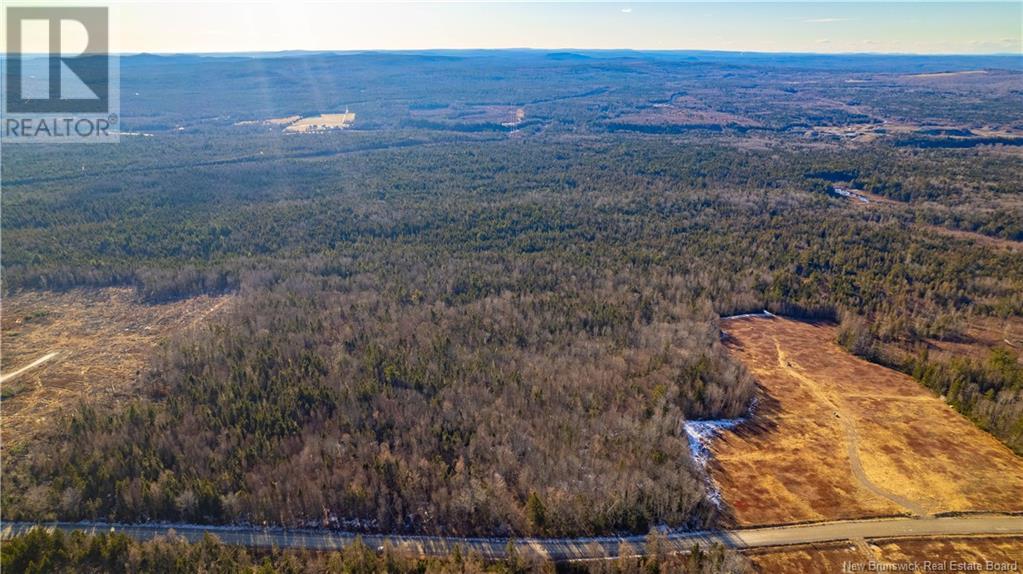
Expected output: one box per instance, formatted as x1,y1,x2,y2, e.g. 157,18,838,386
1,528,751,574
910,347,1023,454
836,313,1023,454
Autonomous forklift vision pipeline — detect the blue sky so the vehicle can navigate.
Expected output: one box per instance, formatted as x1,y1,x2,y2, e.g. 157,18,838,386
8,1,1022,54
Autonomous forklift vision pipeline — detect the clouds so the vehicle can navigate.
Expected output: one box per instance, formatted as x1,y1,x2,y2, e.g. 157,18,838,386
621,7,632,14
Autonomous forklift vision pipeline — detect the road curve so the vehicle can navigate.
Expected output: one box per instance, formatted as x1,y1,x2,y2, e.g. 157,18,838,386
3,516,1021,562
773,339,929,518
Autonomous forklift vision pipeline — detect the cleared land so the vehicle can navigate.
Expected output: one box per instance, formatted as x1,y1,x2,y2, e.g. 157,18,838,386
235,113,355,132
284,112,356,133
748,535,1023,573
713,316,1023,526
0,288,230,449
924,316,1023,361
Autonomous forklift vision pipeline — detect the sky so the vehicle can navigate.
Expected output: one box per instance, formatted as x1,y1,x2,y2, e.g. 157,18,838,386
5,1,1022,55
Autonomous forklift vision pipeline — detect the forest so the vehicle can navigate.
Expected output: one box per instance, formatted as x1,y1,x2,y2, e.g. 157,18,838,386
2,50,1021,538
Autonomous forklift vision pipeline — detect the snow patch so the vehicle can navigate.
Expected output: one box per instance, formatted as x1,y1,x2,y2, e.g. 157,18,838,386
683,398,756,508
832,186,870,203
720,310,776,321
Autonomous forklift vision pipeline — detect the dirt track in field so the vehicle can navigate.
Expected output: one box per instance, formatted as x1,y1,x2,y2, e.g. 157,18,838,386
714,316,1023,526
772,342,928,517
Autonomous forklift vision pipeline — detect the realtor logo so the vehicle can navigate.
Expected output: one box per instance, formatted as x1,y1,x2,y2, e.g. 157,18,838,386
3,6,119,142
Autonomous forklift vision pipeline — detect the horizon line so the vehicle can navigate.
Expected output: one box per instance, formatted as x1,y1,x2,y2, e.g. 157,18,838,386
3,48,1021,58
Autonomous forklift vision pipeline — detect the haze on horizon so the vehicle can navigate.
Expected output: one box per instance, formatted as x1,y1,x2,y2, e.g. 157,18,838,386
3,1,1021,56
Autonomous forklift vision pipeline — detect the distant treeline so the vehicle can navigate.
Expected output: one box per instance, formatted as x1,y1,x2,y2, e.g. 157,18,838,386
894,136,1023,149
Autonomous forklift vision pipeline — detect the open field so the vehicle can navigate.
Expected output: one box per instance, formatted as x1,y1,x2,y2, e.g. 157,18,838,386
747,535,1023,573
712,316,1023,526
0,288,230,449
235,113,354,132
284,112,356,133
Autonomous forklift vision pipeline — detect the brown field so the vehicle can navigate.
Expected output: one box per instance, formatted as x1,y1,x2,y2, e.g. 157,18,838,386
0,288,230,449
235,112,355,132
284,112,356,133
713,316,1023,526
748,536,1023,573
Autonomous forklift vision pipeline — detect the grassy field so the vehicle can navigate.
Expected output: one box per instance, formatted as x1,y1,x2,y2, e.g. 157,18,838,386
284,112,357,133
0,289,230,449
747,536,1023,573
712,316,1023,526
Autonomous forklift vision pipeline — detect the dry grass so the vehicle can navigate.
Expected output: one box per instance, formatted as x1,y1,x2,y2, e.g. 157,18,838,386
746,540,863,573
748,536,1023,573
266,115,302,126
0,288,231,450
925,317,1023,361
284,112,356,133
713,317,1023,526
235,113,355,132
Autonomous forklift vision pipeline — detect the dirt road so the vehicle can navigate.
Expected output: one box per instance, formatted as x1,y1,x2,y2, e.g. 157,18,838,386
0,352,59,384
715,315,1023,525
773,341,929,517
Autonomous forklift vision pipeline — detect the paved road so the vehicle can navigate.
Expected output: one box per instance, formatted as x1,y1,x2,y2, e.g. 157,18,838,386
0,352,59,384
3,516,1021,561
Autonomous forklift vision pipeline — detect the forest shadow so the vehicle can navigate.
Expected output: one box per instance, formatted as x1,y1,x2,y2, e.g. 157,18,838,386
705,384,782,527
733,385,782,440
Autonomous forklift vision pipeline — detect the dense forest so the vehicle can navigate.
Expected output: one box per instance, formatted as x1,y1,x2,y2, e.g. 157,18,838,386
3,51,1022,537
